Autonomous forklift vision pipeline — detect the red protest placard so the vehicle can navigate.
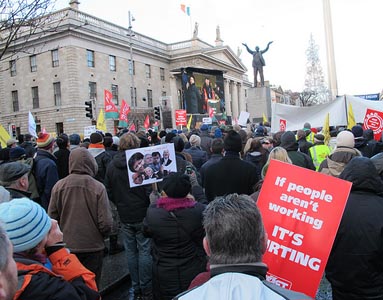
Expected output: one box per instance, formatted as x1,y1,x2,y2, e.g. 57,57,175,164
257,160,351,297
175,109,187,126
279,119,286,131
363,108,383,141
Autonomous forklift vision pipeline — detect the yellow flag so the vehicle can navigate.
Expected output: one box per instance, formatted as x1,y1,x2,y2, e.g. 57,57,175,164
186,114,193,130
347,103,356,130
96,109,107,132
323,113,330,145
262,112,268,124
0,124,11,148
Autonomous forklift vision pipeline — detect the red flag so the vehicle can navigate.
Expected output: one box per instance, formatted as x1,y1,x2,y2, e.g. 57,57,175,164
104,90,119,119
118,100,131,127
129,123,136,132
144,115,150,129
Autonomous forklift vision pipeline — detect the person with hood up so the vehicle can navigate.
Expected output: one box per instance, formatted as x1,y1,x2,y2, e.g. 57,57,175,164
326,157,383,300
88,132,112,184
280,131,315,170
144,173,207,300
318,130,361,177
49,147,113,286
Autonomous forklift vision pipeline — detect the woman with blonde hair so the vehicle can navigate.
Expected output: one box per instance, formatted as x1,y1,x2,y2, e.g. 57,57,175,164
261,146,292,179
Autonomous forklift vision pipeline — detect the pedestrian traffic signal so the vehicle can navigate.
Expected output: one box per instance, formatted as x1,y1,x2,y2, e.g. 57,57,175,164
85,101,93,119
154,106,161,120
11,124,16,137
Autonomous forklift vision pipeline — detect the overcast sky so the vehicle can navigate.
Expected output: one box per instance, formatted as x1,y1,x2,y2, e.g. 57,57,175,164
55,0,383,96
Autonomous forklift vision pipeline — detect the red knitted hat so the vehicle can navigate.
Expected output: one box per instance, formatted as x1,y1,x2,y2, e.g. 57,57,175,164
36,132,55,149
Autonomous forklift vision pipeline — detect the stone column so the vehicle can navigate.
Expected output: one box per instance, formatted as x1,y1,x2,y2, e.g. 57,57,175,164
231,81,239,120
237,83,246,113
224,79,232,116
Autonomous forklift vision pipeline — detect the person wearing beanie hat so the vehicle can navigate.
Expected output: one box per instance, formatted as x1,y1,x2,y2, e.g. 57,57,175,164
143,172,207,300
0,162,31,199
214,128,222,139
184,135,208,171
318,130,362,177
49,147,113,285
88,131,112,184
200,124,213,157
34,132,59,210
204,130,259,202
9,146,26,161
0,198,100,300
69,133,81,151
280,131,315,171
351,125,375,157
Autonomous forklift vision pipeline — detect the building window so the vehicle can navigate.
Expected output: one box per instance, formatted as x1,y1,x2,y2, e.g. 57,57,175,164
12,90,19,112
53,82,61,106
111,84,118,105
30,55,37,72
87,49,95,67
10,60,16,76
128,59,135,75
145,64,151,78
130,87,137,107
147,89,153,107
88,82,97,100
51,49,59,67
109,55,116,71
32,86,39,109
160,67,165,81
162,91,167,97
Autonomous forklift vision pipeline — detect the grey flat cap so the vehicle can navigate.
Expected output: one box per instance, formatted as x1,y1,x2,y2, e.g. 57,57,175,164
0,162,31,182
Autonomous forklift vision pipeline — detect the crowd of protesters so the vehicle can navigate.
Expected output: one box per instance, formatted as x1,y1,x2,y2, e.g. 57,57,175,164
0,120,382,300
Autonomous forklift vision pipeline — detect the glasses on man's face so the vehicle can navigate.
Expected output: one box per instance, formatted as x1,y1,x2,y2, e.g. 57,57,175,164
263,142,271,145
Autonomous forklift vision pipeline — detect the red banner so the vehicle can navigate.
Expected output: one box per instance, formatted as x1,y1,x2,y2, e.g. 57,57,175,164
363,108,383,141
257,160,351,297
144,115,150,129
118,99,131,127
175,109,187,126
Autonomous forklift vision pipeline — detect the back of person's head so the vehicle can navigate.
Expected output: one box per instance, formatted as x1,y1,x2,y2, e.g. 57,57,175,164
36,132,55,150
272,131,284,147
172,136,185,152
24,134,33,142
90,132,104,145
165,132,177,143
351,125,364,139
0,198,51,253
69,133,81,145
336,130,355,148
223,130,242,153
119,132,140,151
103,136,113,148
9,146,26,161
268,146,292,164
248,138,263,153
189,134,201,147
296,129,306,140
203,194,265,264
0,222,17,300
280,131,297,148
162,172,191,198
363,128,374,141
211,138,224,154
56,134,69,150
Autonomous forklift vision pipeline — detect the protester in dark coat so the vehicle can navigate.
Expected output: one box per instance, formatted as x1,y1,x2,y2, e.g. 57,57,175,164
34,132,59,210
200,138,223,187
351,125,374,157
204,130,259,202
20,134,36,158
144,173,207,300
244,138,268,179
88,132,112,184
184,135,208,171
326,157,383,300
104,133,152,300
297,129,313,155
54,134,70,179
280,131,315,170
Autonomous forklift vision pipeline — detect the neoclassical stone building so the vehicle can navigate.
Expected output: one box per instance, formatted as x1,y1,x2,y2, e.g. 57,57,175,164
0,1,252,136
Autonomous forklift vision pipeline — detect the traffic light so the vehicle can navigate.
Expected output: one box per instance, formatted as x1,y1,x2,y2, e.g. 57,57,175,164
11,124,16,137
154,106,161,120
85,101,93,119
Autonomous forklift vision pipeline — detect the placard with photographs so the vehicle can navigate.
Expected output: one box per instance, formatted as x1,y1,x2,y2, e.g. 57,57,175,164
125,143,177,187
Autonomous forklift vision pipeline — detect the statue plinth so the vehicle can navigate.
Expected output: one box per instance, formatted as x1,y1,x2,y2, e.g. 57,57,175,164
246,84,272,123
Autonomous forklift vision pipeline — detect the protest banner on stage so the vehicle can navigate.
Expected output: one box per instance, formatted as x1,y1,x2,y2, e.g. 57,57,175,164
175,109,187,126
125,143,177,188
257,160,351,297
363,108,383,141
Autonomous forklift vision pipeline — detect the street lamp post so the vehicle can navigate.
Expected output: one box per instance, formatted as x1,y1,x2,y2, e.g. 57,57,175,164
128,11,136,128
